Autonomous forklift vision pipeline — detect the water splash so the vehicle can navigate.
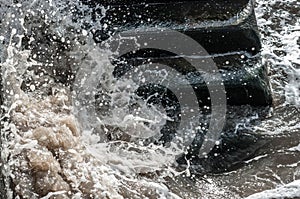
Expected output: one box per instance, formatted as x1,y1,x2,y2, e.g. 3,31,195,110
1,0,299,198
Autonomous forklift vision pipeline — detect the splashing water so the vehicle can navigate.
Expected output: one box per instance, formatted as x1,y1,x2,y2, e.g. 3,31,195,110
0,0,299,198
213,0,300,198
0,0,202,198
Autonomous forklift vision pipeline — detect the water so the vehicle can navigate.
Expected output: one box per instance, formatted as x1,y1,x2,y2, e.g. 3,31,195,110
0,0,299,198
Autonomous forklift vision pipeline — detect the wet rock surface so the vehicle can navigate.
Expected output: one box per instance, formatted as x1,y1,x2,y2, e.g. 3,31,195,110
95,0,272,107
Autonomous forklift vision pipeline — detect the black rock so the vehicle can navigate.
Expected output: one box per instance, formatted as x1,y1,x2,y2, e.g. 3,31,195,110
84,0,273,172
85,0,272,106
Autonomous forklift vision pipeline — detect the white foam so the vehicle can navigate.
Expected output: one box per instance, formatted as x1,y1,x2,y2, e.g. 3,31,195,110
245,180,300,199
285,68,300,107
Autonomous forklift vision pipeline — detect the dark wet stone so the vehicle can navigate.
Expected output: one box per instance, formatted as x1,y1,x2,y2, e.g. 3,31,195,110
86,0,261,55
113,54,272,106
88,0,273,171
85,0,252,26
92,0,271,106
176,131,268,174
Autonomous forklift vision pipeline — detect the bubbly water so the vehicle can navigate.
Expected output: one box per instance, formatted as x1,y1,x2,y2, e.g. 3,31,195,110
0,0,299,198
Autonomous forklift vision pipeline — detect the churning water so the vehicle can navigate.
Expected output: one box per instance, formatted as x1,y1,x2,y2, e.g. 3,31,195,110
0,0,299,198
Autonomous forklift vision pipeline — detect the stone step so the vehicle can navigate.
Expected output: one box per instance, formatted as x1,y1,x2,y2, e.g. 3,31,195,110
84,0,272,106
89,0,261,55
112,51,272,106
84,0,252,23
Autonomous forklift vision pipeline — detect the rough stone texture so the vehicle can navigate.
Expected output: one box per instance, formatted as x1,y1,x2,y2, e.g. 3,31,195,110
113,54,272,106
86,0,252,25
88,0,272,107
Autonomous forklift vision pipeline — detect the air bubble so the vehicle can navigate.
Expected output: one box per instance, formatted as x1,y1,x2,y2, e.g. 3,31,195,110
30,85,36,91
82,29,88,36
